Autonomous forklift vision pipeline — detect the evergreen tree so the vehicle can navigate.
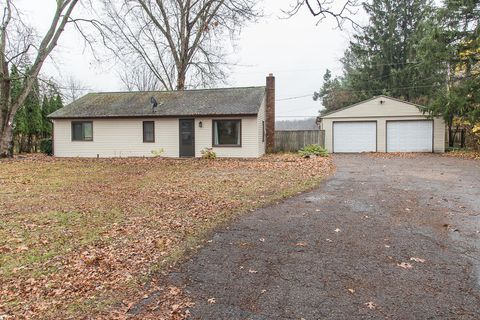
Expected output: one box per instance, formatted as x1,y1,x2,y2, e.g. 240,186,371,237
11,66,28,153
424,0,480,147
23,74,42,152
41,93,63,139
12,65,53,153
315,0,447,114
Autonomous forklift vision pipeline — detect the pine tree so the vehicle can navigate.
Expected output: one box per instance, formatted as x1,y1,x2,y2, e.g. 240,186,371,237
346,0,440,100
41,93,63,139
11,66,28,153
315,0,447,115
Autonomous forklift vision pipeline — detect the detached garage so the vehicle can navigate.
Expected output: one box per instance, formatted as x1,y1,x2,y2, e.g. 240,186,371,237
319,96,445,153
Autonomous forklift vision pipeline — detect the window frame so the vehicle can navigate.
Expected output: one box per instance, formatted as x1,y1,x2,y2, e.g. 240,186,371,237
143,121,155,143
71,121,93,142
212,119,242,147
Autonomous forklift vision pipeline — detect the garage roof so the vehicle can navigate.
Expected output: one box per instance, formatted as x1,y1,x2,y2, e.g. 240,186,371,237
48,86,266,119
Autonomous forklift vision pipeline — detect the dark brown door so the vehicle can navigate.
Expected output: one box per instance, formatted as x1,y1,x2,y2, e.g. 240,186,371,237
179,119,195,157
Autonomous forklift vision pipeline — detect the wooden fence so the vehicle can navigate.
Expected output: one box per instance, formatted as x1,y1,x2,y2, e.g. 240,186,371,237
274,130,325,152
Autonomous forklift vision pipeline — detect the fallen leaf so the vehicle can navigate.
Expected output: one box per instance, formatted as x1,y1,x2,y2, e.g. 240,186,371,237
384,245,390,248
259,238,265,242
410,257,426,263
334,228,341,233
295,242,307,247
169,286,181,296
326,238,333,242
248,269,258,274
207,297,216,304
397,262,413,269
365,301,376,310
348,288,355,294
16,245,28,253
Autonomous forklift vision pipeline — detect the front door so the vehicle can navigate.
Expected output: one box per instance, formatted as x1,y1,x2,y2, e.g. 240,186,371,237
179,119,195,157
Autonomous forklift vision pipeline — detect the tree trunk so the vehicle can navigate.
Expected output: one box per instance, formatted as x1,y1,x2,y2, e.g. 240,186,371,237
0,120,14,157
176,70,186,90
448,124,454,148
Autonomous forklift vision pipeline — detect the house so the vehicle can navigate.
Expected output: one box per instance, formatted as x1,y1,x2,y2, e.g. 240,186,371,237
48,75,275,158
318,96,445,153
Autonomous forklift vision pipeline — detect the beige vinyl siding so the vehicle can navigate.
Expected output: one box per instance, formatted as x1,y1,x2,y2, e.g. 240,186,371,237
322,116,445,153
322,97,426,118
53,118,179,157
53,116,261,158
194,116,260,158
256,97,266,156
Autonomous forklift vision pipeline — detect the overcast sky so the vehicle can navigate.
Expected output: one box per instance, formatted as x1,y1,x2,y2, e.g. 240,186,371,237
18,0,359,119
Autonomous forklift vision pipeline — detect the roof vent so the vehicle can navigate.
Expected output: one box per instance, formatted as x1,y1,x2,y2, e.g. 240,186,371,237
150,96,158,112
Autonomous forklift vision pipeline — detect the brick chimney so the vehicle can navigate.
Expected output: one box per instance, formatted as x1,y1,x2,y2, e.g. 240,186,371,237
265,73,275,153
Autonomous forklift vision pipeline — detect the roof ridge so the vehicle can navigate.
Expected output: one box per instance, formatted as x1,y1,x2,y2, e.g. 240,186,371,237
89,86,266,95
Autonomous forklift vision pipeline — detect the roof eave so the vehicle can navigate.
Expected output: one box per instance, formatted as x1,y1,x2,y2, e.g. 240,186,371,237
48,113,260,120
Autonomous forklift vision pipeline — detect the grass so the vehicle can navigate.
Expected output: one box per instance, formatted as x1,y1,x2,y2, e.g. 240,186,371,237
0,154,334,319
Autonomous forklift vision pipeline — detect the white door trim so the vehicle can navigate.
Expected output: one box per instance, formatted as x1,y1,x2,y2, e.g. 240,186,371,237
333,121,377,153
386,120,433,152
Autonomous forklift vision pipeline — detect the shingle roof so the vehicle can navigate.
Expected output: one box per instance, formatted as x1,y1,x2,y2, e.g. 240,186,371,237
48,86,266,119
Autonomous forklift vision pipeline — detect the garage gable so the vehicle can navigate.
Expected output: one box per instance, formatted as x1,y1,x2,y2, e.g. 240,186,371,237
322,96,425,119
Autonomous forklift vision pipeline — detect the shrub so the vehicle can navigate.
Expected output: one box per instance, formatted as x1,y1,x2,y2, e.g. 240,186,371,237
201,147,216,159
40,139,53,156
151,148,165,157
298,144,329,157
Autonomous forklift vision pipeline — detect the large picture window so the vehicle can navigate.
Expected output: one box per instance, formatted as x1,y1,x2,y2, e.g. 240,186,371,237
71,121,93,141
143,121,155,143
213,120,241,147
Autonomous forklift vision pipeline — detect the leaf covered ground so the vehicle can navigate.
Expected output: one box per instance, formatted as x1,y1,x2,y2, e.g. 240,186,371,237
443,149,480,160
0,154,334,319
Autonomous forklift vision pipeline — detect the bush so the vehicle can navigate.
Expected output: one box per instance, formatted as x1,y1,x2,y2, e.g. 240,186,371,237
151,148,165,157
298,144,329,157
40,139,53,156
201,147,216,159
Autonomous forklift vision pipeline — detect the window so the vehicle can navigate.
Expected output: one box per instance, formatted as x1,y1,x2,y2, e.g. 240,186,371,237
213,120,241,146
72,121,93,141
262,120,265,142
143,121,155,143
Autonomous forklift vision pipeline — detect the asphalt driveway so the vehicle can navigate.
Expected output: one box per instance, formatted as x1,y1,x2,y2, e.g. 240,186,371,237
161,154,480,319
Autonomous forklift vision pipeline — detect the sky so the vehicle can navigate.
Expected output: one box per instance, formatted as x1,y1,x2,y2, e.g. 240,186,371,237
16,0,357,120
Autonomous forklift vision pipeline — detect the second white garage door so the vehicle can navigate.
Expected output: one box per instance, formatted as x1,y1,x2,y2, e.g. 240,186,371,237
387,120,433,152
333,121,377,153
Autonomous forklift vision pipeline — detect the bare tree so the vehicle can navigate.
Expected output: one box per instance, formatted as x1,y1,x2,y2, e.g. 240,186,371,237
284,0,361,28
98,0,260,91
62,75,90,103
0,0,80,157
119,64,164,91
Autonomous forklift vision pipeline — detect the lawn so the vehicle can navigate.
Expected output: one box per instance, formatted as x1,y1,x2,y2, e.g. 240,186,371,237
0,154,334,319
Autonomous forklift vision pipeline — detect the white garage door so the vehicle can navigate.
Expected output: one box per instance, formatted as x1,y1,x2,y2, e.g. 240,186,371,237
387,120,433,152
333,122,377,153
